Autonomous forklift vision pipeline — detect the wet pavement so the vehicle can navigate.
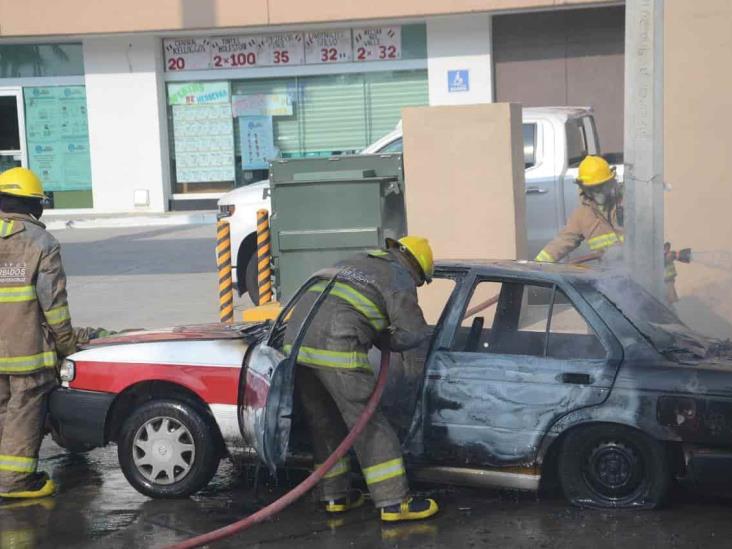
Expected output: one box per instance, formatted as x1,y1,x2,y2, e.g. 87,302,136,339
2,441,732,548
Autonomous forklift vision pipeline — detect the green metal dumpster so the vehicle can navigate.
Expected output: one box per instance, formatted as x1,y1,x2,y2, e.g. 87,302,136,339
269,154,406,302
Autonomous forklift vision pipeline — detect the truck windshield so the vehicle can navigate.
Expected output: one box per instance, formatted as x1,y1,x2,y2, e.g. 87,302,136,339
594,274,710,358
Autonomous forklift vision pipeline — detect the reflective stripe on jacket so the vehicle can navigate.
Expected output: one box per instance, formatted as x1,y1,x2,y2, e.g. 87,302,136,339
535,197,623,263
0,212,75,375
283,249,430,371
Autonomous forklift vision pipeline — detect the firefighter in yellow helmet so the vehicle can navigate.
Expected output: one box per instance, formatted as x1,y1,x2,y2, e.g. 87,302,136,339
535,156,624,263
0,168,76,499
284,236,439,522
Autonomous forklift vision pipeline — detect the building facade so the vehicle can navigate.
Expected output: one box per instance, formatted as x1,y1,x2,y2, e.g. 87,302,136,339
0,0,623,213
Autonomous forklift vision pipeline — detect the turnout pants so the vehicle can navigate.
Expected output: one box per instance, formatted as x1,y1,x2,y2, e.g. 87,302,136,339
0,370,57,493
297,365,409,508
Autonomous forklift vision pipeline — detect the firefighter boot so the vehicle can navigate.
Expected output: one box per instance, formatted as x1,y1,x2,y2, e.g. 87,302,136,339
324,489,365,513
0,472,56,499
380,497,439,522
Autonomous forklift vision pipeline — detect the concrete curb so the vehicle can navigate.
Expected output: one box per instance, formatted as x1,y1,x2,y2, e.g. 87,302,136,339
45,211,217,231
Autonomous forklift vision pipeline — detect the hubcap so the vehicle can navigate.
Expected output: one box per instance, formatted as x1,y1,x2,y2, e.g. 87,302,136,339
133,416,195,485
583,441,643,501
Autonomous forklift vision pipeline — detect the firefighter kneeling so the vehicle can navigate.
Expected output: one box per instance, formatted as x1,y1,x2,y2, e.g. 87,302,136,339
284,236,439,522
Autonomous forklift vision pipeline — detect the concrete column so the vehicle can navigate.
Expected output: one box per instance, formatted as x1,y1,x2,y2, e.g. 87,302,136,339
623,0,665,299
83,36,171,213
427,14,493,106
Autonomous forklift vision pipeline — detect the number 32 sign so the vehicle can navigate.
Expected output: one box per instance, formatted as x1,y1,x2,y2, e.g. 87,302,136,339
353,27,402,62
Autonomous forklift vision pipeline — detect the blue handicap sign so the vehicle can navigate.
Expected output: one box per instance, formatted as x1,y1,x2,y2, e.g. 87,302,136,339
447,69,470,93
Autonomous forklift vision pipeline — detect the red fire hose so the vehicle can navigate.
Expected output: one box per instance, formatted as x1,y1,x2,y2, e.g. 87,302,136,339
167,351,392,549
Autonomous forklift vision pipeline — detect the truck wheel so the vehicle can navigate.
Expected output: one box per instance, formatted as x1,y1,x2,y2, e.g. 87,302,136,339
117,400,220,498
245,252,260,306
557,424,670,509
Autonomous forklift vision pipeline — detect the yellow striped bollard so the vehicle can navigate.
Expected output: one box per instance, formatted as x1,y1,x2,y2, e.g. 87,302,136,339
216,220,234,323
256,209,273,304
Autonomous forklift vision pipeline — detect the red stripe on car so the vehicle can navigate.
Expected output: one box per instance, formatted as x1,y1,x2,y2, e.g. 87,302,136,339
70,361,240,405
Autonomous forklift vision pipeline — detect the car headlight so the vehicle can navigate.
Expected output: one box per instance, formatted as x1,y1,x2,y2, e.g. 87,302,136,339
59,359,76,382
218,204,236,219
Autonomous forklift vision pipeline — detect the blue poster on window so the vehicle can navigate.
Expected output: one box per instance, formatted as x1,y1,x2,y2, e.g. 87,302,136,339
24,86,92,192
240,115,276,170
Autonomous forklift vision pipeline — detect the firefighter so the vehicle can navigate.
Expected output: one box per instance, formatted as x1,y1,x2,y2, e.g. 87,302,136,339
285,236,439,523
0,167,76,499
535,155,623,263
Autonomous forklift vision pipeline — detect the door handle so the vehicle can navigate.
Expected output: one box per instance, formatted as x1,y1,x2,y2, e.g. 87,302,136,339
560,372,591,385
526,186,548,194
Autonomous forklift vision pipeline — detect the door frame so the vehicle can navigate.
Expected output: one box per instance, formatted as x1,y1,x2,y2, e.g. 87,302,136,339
0,86,28,168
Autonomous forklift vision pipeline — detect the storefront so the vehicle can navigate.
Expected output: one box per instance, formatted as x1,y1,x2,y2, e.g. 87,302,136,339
0,43,93,209
162,24,428,209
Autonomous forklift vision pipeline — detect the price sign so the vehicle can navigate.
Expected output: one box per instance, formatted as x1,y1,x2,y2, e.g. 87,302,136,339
164,38,212,71
353,27,401,62
259,32,305,66
210,36,265,69
304,30,353,64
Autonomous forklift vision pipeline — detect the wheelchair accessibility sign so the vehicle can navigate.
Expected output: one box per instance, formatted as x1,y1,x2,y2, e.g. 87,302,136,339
448,69,469,92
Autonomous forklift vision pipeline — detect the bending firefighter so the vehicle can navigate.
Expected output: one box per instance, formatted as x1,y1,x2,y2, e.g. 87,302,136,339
535,155,624,264
0,168,76,499
284,236,439,523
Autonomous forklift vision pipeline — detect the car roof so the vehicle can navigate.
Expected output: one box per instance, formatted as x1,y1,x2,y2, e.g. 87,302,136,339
434,259,601,284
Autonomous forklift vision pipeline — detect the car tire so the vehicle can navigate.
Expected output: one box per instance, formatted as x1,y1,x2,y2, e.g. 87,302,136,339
245,252,260,306
557,423,670,509
117,400,221,499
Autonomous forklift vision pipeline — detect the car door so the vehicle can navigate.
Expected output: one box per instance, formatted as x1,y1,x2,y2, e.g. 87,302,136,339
421,273,622,467
239,275,337,472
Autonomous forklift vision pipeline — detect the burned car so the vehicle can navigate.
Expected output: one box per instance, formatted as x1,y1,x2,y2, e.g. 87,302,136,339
49,260,732,509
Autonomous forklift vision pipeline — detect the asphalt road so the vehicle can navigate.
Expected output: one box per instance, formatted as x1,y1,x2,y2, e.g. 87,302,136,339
4,441,732,548
51,224,249,330
3,224,732,548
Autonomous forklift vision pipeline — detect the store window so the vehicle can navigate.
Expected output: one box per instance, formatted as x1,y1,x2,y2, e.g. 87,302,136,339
0,44,91,208
167,69,428,194
0,44,84,78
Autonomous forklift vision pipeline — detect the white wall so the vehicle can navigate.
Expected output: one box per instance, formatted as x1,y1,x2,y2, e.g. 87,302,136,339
83,36,170,213
427,14,494,106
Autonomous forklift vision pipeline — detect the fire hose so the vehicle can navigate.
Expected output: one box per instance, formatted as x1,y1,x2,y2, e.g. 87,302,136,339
167,350,392,549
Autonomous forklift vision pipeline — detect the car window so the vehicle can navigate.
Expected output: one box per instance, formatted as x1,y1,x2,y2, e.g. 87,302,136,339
566,119,589,168
454,279,606,360
418,277,457,326
523,123,537,168
377,137,403,153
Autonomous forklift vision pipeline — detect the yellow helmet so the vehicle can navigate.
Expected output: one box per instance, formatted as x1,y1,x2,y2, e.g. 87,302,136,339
577,155,615,187
0,167,45,199
387,235,434,283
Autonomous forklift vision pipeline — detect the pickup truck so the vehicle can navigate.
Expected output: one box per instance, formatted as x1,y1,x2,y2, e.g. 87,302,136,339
217,106,621,303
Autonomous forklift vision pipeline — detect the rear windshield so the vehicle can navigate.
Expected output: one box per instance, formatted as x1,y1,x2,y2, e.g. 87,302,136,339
594,274,709,357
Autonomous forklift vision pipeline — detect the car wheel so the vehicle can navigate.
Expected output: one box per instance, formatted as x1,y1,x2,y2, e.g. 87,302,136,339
117,400,220,498
245,252,260,306
557,424,670,509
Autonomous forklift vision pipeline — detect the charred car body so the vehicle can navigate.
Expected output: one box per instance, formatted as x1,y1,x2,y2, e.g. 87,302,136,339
49,261,732,508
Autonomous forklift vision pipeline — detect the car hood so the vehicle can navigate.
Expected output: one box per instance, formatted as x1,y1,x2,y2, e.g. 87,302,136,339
84,322,268,347
217,180,269,205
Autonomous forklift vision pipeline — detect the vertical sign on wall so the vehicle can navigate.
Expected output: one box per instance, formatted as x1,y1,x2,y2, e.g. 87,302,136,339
24,86,92,191
168,82,235,183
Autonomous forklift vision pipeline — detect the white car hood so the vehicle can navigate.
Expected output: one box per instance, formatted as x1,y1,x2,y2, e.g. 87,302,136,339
218,179,269,206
